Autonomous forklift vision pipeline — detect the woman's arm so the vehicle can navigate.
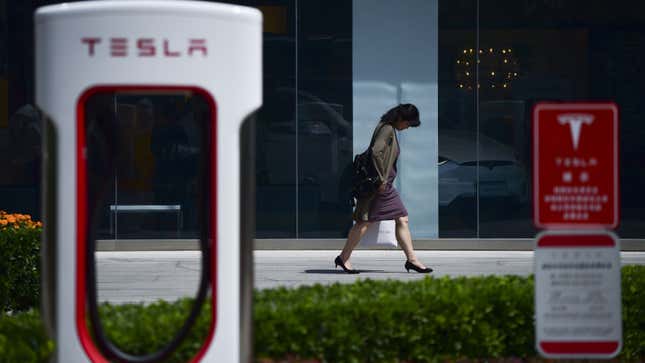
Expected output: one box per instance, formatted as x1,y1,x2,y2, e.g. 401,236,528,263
370,124,394,185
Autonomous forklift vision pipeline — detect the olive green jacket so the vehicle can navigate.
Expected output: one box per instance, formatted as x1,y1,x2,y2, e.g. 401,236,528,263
353,122,399,221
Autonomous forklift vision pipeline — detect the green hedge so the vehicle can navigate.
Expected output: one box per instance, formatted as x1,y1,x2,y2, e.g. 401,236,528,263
0,310,53,363
255,277,535,362
1,265,644,363
97,298,211,362
0,223,41,312
622,264,645,360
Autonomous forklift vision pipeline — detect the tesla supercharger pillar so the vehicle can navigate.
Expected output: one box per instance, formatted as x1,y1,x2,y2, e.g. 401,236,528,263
36,1,261,362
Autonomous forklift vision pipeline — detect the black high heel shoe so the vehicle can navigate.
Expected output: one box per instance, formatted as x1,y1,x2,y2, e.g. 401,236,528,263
405,260,433,273
335,256,359,274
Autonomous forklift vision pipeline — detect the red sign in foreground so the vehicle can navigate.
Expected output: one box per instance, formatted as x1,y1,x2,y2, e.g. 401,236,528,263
533,102,619,229
535,231,622,359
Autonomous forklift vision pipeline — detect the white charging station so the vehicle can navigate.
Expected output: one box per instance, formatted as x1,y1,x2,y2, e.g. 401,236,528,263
36,1,261,362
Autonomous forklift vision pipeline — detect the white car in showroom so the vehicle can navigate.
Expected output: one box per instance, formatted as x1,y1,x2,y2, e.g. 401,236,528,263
438,130,529,208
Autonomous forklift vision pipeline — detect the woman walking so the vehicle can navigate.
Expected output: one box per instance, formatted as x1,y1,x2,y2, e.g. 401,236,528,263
335,104,432,274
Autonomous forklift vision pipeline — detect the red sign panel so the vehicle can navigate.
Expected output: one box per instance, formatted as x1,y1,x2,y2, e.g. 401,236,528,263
533,102,619,229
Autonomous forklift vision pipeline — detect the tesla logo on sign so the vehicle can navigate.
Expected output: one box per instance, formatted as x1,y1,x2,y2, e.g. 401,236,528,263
557,114,594,150
533,102,619,229
81,37,207,57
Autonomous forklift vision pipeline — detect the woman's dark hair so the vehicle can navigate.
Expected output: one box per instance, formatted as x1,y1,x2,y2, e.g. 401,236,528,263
379,104,420,127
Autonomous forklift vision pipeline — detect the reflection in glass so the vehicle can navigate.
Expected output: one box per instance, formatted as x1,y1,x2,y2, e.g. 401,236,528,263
1,105,42,220
298,0,353,237
221,0,298,238
478,0,645,237
7,0,645,242
438,0,477,237
87,92,211,240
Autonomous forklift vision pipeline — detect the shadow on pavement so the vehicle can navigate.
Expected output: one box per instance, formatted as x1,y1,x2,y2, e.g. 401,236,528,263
304,269,387,274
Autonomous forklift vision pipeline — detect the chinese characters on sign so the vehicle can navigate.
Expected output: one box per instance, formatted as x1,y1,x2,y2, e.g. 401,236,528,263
533,103,619,228
532,102,621,359
534,231,622,359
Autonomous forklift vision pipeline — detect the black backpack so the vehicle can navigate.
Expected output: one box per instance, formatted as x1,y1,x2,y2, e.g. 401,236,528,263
350,123,385,206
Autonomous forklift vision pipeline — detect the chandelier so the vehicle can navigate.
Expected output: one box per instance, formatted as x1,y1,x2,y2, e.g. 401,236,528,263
456,47,520,90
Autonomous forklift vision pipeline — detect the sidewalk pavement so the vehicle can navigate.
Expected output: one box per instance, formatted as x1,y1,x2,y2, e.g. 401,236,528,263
96,250,645,304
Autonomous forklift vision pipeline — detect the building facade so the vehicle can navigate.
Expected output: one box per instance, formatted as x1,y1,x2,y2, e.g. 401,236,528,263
3,0,645,242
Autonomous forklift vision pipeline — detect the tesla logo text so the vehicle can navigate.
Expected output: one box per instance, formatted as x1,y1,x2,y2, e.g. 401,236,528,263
558,113,594,151
81,38,207,57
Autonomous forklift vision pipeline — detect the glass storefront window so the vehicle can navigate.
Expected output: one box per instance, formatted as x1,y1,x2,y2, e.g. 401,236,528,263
438,0,477,237
5,0,645,240
480,0,645,238
83,89,214,240
298,0,353,238
354,0,440,238
221,0,298,238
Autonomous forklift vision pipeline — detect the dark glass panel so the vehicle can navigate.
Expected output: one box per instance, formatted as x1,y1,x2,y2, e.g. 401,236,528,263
84,91,211,240
438,0,477,237
479,0,645,238
297,0,353,237
220,0,297,238
1,0,42,220
2,0,80,221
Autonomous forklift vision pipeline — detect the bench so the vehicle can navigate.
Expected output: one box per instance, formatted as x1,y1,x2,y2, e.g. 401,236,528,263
109,204,182,238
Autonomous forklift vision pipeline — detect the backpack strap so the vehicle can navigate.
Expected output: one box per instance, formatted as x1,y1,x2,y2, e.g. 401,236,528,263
368,122,388,149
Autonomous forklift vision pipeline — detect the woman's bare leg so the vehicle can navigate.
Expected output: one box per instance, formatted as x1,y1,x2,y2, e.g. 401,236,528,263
338,221,370,269
395,216,427,268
